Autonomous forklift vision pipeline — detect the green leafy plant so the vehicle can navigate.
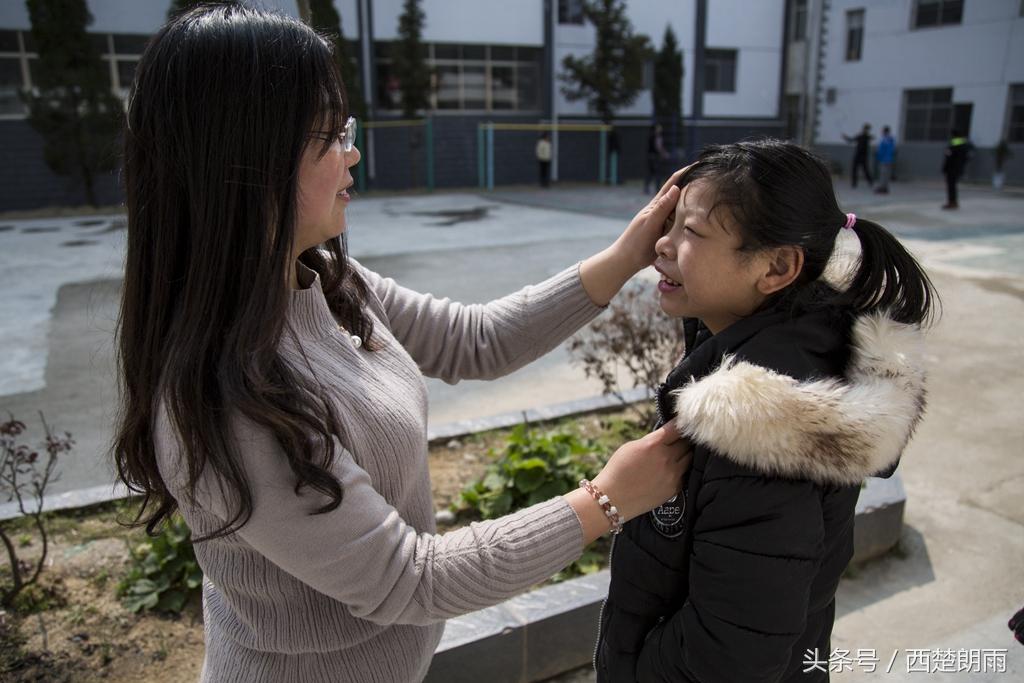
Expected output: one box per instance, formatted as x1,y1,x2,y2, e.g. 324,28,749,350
459,424,605,520
117,515,201,614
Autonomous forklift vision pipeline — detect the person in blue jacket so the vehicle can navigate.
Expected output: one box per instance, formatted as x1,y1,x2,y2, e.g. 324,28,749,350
875,125,895,194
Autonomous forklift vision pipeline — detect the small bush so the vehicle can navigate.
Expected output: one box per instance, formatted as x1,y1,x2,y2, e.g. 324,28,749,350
458,423,605,520
568,284,686,430
458,423,612,580
117,515,201,614
1,413,74,609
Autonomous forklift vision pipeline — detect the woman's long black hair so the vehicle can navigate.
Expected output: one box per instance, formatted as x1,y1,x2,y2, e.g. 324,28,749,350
114,4,375,541
676,139,938,326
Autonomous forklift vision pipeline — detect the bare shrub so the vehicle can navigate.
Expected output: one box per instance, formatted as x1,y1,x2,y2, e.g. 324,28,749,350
568,284,685,430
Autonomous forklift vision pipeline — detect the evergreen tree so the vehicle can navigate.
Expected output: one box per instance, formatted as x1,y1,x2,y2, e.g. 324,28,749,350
23,0,121,207
309,0,366,120
559,0,651,124
653,25,684,160
391,0,431,117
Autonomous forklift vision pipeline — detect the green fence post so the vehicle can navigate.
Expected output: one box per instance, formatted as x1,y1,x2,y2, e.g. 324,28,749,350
356,121,367,192
477,124,485,188
599,127,607,184
425,117,435,192
486,123,495,191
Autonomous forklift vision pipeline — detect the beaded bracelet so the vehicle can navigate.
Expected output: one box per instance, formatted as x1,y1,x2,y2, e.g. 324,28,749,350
578,478,624,535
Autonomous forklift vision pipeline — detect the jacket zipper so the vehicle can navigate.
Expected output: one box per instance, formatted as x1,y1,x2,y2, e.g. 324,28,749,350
591,533,618,672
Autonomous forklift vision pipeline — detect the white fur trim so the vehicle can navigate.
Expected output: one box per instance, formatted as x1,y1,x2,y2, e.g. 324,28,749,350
671,313,926,485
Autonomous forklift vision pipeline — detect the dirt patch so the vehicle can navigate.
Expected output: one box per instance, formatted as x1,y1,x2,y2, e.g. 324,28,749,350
2,410,637,681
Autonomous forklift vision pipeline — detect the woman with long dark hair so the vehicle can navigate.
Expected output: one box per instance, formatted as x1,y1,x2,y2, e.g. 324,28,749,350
114,5,688,681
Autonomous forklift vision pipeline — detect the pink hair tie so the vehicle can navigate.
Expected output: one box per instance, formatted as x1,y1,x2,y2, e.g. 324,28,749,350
843,213,857,230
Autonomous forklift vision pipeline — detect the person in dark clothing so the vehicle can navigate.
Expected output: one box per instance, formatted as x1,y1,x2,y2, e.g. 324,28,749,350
842,123,873,188
594,139,937,682
536,131,552,188
942,129,972,209
645,124,668,193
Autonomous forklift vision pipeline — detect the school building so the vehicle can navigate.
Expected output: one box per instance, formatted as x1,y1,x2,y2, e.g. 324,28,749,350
0,0,793,210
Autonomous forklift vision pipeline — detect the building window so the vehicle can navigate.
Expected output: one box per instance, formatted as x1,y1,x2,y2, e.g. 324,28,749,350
912,0,963,29
0,30,31,116
1009,85,1024,143
790,0,808,42
903,88,953,141
99,33,147,99
704,48,737,93
845,9,864,61
558,0,584,25
0,29,146,116
375,43,542,112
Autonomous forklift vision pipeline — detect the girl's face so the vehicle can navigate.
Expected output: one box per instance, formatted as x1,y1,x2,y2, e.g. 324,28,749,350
294,132,361,255
654,179,769,334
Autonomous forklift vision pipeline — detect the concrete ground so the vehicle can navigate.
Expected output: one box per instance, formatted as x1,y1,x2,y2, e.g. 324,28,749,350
2,178,1023,679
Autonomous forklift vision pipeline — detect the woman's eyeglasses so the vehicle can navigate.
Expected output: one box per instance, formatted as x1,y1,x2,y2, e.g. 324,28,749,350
310,116,357,152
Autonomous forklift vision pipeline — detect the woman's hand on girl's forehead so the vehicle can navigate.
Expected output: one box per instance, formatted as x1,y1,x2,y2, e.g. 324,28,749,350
655,164,695,200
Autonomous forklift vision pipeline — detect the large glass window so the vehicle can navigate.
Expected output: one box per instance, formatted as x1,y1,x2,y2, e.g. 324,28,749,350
1008,85,1024,143
558,0,584,25
845,9,864,61
903,88,953,141
912,0,963,28
374,42,543,112
704,49,737,93
0,30,29,116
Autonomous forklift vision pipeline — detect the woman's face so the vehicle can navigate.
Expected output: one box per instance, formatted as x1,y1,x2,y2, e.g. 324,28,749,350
294,132,361,255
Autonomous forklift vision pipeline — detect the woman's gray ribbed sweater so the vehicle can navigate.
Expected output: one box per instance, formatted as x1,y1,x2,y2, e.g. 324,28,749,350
154,261,604,682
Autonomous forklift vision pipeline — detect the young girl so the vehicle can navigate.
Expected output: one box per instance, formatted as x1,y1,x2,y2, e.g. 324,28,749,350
113,6,689,682
595,140,935,682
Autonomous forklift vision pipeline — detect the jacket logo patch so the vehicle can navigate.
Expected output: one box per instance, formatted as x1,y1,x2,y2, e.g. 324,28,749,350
651,492,686,538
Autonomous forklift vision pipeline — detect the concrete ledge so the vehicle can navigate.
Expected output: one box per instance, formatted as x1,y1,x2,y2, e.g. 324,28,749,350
426,388,649,445
0,389,649,521
853,471,907,564
424,473,906,682
425,571,610,683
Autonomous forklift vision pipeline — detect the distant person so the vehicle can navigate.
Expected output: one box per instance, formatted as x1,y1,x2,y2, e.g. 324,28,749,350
942,129,973,209
875,125,895,194
607,127,621,185
645,124,669,194
842,123,873,188
536,131,552,188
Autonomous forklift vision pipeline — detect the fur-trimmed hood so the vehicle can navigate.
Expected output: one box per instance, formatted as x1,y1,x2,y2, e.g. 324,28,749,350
671,312,927,485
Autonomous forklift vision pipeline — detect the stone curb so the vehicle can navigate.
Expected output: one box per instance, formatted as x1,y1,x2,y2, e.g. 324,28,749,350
0,389,650,521
424,472,906,683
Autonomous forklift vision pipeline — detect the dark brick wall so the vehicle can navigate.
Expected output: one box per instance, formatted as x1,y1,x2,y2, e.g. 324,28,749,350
0,119,122,212
1,116,790,211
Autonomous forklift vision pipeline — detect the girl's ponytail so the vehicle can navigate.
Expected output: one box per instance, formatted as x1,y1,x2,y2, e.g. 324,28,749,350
839,217,938,326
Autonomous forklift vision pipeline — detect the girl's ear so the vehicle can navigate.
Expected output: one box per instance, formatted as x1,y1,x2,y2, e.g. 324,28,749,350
756,246,804,295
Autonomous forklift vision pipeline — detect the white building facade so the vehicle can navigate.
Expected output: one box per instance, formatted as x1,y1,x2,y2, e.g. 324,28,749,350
812,0,1024,183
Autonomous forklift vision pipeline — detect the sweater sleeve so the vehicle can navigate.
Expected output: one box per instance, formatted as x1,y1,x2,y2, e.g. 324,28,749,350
353,261,605,384
635,462,826,683
180,417,584,628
